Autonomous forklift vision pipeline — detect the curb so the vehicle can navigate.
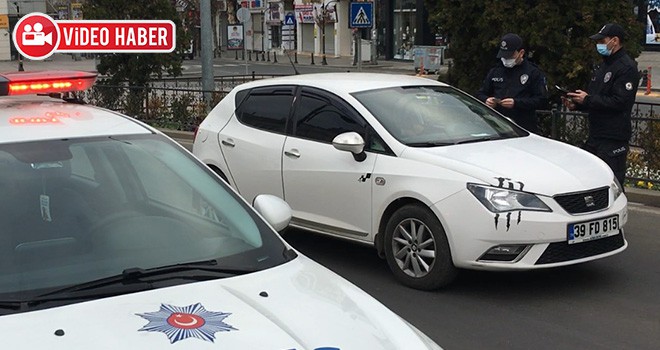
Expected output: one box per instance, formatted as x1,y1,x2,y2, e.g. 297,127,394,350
625,187,660,208
636,89,660,97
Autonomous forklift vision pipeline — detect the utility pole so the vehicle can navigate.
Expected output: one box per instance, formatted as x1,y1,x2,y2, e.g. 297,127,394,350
200,0,214,105
318,0,338,66
321,5,327,65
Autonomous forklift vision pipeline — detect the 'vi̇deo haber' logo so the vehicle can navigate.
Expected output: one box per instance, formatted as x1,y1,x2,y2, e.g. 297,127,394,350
13,13,60,60
12,12,176,60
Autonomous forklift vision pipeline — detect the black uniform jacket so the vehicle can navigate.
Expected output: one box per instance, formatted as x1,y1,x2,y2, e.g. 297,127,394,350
580,49,639,142
476,59,548,132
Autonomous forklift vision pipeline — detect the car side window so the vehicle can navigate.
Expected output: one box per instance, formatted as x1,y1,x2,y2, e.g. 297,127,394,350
293,89,365,143
235,86,294,134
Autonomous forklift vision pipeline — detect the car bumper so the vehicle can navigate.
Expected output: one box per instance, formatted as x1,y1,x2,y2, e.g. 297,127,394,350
433,189,628,270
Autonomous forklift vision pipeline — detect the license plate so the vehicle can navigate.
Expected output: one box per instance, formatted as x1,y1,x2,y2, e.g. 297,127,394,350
567,215,619,244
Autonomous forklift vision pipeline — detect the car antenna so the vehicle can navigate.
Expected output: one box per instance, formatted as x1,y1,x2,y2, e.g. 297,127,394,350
285,50,300,75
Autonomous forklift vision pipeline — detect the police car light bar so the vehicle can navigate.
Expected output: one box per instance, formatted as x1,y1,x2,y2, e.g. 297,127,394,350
0,71,97,96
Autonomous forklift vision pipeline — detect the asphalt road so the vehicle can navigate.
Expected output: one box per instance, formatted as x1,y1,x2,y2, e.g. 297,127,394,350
282,205,660,350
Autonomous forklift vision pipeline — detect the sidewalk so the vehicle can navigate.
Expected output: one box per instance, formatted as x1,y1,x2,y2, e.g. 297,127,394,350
0,51,441,76
0,54,97,73
635,51,660,95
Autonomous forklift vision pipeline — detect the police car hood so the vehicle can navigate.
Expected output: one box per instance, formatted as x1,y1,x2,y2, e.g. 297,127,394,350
0,255,438,349
402,134,614,195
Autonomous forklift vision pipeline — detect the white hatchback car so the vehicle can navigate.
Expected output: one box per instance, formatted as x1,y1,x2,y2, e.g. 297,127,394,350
0,71,442,349
193,73,628,290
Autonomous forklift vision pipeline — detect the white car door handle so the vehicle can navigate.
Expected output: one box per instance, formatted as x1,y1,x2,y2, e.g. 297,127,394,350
284,149,300,158
221,139,235,147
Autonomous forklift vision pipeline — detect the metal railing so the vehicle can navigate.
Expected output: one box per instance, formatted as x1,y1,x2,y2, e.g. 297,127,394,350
537,104,660,187
79,73,287,131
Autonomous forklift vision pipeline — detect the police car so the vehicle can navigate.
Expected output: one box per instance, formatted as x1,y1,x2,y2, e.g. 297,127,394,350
0,71,442,349
193,73,628,290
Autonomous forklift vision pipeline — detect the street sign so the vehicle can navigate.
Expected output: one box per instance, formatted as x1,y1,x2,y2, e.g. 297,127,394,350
284,12,296,26
350,2,373,29
236,7,250,23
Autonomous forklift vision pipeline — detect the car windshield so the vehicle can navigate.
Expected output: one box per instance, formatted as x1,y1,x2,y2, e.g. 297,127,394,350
0,134,290,304
352,85,528,146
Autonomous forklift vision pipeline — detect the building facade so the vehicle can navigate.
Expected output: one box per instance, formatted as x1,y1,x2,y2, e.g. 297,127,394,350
0,0,437,62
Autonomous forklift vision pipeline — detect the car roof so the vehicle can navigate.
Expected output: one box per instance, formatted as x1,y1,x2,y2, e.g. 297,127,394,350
0,95,152,144
236,73,449,94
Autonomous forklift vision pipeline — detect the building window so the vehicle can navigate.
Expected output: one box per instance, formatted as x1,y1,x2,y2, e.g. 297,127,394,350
393,0,416,60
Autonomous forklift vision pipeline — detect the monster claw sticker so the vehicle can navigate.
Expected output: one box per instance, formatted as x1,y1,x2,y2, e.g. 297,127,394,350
492,177,527,231
137,303,237,344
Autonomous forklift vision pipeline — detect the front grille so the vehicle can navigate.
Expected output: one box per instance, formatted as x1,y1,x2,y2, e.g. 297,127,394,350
554,187,609,214
535,232,625,265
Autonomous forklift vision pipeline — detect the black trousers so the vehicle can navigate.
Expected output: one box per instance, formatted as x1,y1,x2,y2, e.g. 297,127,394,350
583,138,628,186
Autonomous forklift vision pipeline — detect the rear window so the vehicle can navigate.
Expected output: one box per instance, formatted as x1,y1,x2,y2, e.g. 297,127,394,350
236,86,295,134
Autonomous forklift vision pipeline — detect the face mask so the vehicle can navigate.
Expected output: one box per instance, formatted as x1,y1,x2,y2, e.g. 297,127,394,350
501,57,517,68
596,38,614,56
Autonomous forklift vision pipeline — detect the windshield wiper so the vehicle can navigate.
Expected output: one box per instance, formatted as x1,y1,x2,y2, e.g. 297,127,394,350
454,136,502,145
406,141,455,147
31,260,256,302
0,301,23,310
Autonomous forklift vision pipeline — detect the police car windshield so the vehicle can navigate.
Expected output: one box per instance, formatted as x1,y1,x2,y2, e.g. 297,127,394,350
352,86,527,146
0,134,290,302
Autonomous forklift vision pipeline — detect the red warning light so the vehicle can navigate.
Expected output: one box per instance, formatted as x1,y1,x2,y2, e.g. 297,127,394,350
0,70,97,96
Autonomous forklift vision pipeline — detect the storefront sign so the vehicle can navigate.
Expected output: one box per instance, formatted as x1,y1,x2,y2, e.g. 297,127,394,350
294,4,314,24
240,0,263,9
227,24,244,50
266,1,283,25
71,3,83,20
648,4,660,44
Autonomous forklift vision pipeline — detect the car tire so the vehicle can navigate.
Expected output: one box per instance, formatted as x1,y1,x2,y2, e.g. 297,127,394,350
384,204,457,290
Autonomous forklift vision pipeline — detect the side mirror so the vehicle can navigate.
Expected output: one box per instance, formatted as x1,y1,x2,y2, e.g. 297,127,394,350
253,194,292,232
332,132,366,161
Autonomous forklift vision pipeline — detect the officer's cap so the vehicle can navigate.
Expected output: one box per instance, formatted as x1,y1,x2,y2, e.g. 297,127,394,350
590,23,626,41
497,33,523,59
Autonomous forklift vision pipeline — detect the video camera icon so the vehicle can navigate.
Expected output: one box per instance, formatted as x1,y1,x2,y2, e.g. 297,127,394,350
22,22,53,46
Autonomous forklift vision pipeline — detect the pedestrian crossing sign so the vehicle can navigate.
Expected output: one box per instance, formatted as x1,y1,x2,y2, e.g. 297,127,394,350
350,2,373,28
284,13,296,26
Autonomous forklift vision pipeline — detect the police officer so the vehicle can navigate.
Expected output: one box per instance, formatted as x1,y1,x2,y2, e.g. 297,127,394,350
477,33,548,133
565,23,639,187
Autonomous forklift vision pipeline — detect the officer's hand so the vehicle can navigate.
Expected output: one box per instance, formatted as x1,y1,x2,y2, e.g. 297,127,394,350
561,96,576,110
566,90,588,104
500,98,515,108
485,97,498,108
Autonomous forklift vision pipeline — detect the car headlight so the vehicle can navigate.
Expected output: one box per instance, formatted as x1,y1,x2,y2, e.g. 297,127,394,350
467,183,552,213
611,178,623,201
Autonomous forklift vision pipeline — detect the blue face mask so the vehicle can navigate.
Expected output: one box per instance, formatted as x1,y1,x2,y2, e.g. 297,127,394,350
596,38,614,56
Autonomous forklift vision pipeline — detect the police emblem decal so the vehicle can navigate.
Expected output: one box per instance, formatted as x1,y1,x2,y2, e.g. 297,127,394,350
625,82,633,90
137,303,237,344
520,74,529,85
604,72,612,83
501,40,507,49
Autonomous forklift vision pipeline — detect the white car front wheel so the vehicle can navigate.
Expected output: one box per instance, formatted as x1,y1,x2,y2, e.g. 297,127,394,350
384,205,457,290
